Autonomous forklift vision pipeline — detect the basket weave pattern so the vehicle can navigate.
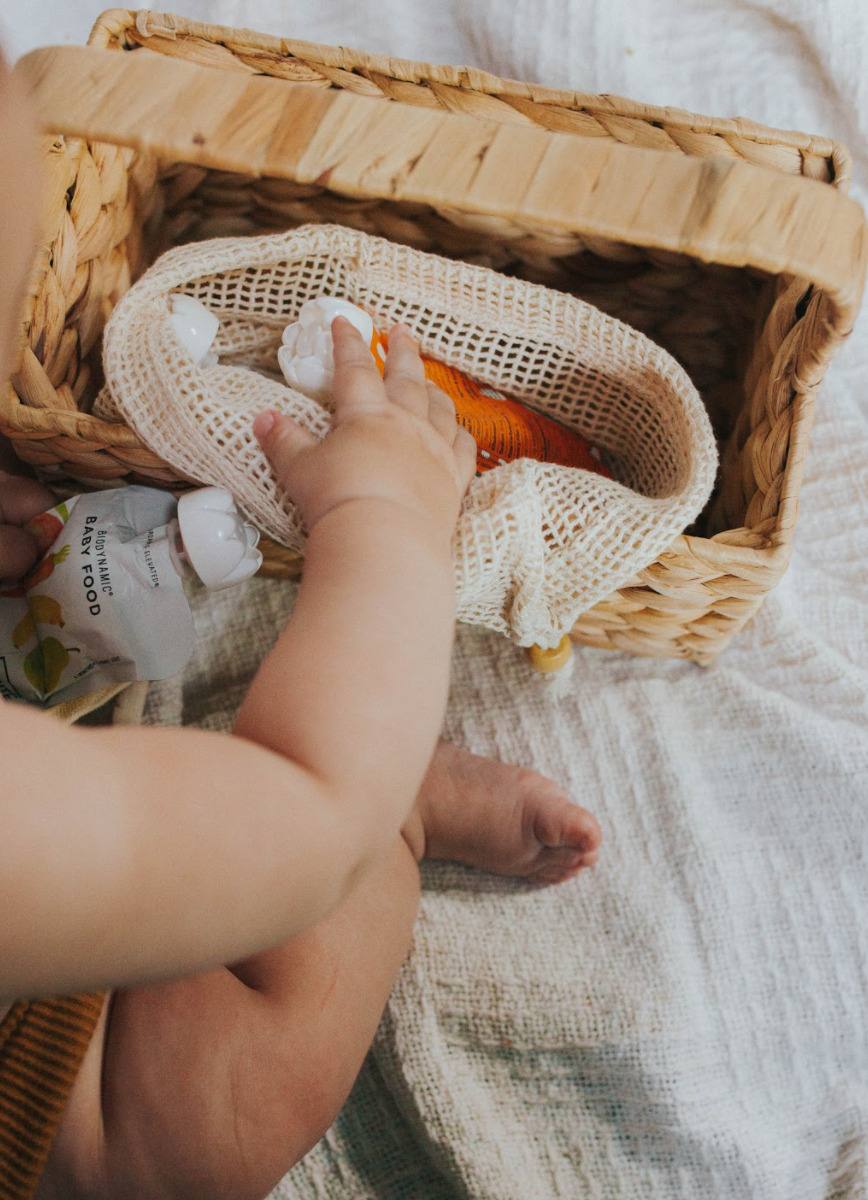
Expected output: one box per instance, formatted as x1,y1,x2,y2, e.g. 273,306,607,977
2,9,865,662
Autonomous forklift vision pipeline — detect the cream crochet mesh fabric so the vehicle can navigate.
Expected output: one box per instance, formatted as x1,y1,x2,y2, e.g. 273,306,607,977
98,224,717,647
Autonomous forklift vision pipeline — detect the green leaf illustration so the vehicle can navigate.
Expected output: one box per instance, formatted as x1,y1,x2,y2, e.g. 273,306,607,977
24,637,72,695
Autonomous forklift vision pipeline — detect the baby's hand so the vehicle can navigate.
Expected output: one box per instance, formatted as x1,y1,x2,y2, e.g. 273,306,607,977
0,464,55,581
254,318,476,540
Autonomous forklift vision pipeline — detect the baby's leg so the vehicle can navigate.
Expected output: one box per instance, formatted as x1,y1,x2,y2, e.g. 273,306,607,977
406,740,602,884
38,836,421,1200
38,746,600,1200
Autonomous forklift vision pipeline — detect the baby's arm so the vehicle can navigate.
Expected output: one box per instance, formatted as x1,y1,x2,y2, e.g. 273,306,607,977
0,320,475,999
234,320,472,867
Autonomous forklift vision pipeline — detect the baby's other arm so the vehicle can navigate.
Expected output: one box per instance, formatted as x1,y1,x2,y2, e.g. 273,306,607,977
0,702,365,998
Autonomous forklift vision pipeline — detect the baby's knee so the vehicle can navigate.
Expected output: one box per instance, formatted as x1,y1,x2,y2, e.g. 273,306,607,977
175,1038,352,1200
190,1106,336,1200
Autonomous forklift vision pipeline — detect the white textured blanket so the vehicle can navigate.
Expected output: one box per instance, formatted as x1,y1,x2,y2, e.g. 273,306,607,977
7,2,868,1197
139,533,868,1200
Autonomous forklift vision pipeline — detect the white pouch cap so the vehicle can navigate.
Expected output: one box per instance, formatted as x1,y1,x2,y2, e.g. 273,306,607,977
278,297,374,401
176,487,263,590
170,294,220,365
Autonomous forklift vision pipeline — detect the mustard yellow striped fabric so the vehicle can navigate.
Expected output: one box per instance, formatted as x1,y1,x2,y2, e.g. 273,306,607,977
0,993,104,1200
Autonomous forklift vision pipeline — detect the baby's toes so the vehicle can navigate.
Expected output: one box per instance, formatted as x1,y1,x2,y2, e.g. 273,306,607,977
530,790,602,857
527,845,591,885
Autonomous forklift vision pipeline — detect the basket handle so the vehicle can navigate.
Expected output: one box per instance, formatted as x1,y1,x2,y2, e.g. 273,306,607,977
16,44,867,320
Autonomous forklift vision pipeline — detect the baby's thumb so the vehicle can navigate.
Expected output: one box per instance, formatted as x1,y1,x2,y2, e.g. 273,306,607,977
253,411,316,479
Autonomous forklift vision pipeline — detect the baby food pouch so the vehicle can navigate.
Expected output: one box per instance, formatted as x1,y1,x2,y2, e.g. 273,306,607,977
0,485,261,708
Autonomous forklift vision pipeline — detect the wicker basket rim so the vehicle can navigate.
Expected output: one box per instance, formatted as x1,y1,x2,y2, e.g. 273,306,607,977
19,42,865,323
89,8,851,185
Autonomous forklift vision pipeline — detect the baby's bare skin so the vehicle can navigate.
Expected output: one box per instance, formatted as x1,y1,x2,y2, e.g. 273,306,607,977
37,748,600,1200
405,741,601,883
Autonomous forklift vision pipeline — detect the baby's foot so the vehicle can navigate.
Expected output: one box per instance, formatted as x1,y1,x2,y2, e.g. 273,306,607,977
403,741,601,885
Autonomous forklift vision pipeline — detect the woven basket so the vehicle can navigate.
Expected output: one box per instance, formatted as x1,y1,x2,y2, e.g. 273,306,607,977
5,9,866,664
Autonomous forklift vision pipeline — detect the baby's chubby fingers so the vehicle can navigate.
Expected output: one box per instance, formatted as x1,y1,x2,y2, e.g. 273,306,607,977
383,324,428,417
253,410,318,484
425,381,458,442
331,316,388,420
0,525,41,581
0,470,56,580
0,470,55,525
452,424,478,492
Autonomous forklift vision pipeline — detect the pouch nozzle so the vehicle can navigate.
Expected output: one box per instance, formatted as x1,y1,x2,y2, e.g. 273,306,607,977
278,297,375,401
169,294,220,365
175,487,262,590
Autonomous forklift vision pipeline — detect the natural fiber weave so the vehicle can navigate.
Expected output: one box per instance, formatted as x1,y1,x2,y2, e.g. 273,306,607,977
97,224,716,647
3,11,865,661
89,10,853,186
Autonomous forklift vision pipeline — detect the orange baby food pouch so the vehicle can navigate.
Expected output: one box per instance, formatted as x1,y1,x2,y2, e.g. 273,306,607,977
371,329,610,478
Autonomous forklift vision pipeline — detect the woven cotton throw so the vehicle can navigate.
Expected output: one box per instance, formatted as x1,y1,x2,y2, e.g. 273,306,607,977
99,224,717,647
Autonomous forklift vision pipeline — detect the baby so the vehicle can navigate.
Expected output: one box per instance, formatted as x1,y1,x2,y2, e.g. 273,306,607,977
0,51,600,1200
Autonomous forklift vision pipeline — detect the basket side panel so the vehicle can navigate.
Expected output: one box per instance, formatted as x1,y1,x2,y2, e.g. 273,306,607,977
571,531,789,663
710,280,854,543
1,135,178,486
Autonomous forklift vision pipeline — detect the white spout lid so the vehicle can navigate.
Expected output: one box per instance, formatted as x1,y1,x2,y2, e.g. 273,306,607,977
169,294,220,365
176,487,263,590
278,297,374,400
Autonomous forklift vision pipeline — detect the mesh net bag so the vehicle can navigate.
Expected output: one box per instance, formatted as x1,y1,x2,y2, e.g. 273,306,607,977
97,224,717,648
